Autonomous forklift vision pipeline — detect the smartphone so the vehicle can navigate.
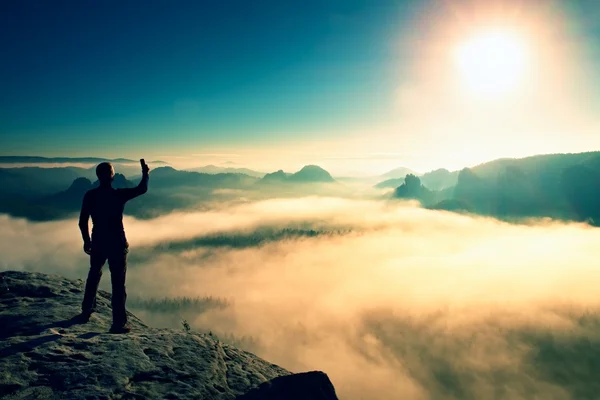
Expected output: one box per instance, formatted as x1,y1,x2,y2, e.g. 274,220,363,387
140,158,146,167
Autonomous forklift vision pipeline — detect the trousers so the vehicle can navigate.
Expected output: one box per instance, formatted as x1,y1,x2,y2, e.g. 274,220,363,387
81,241,129,327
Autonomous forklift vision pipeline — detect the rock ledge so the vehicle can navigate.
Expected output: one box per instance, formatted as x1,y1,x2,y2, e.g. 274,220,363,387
0,271,338,400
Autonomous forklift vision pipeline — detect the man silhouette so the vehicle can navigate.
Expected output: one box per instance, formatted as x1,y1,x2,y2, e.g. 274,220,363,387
78,159,150,333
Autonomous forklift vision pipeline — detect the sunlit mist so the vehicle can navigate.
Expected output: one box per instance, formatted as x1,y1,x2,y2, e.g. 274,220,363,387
3,198,600,399
388,0,600,170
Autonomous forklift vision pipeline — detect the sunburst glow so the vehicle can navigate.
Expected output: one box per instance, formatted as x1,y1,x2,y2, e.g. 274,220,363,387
454,29,529,97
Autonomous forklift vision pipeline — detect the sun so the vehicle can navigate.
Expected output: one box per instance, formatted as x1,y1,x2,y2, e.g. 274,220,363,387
453,29,529,97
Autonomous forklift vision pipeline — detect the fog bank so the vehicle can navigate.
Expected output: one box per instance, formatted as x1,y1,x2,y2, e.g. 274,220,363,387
2,198,600,399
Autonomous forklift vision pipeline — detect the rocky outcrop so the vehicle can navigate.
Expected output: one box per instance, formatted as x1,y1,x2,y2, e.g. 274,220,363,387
0,271,338,400
258,166,336,186
260,170,288,184
236,371,338,400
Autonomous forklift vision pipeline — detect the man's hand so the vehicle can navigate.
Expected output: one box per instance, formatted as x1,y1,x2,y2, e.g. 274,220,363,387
83,241,92,255
140,159,150,175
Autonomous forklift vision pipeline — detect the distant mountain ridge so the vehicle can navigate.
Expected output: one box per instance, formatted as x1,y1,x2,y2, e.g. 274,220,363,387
289,165,335,183
387,151,600,225
469,151,600,178
379,167,418,180
43,174,136,212
0,164,338,221
187,165,266,178
0,156,167,164
0,166,96,197
261,170,289,183
420,168,459,191
149,166,259,189
375,168,458,191
3,152,600,225
259,165,336,184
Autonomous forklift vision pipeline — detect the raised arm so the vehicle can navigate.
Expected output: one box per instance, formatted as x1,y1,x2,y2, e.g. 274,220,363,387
79,192,92,254
119,159,150,203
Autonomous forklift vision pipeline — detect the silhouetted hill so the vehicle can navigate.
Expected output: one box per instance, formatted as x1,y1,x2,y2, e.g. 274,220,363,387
44,178,93,211
420,168,459,191
69,177,93,192
0,167,96,197
258,166,335,185
149,167,258,189
452,168,494,211
377,169,458,191
0,271,338,400
260,170,289,183
91,173,135,189
393,174,443,205
189,165,266,178
0,160,166,190
0,166,262,221
23,174,137,219
420,152,600,224
581,153,600,170
0,165,156,199
386,152,600,224
379,167,418,180
561,164,600,223
0,173,144,221
5,152,600,225
469,152,600,179
288,165,335,183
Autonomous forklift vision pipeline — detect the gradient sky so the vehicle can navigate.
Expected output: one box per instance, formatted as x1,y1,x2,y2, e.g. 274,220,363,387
2,0,600,173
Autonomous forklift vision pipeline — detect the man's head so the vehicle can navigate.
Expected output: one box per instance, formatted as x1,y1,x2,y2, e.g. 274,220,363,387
96,162,115,184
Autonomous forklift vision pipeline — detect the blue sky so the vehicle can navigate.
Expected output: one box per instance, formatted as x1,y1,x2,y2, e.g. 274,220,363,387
1,0,600,172
1,2,410,151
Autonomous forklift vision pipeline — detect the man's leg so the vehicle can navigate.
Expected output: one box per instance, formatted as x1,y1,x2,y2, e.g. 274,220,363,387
81,252,107,317
108,247,129,330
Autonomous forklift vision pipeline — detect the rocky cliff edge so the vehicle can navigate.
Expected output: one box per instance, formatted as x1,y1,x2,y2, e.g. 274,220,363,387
0,271,338,400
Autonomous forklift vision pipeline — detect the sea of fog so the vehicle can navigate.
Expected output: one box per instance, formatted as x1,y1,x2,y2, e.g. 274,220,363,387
2,197,600,399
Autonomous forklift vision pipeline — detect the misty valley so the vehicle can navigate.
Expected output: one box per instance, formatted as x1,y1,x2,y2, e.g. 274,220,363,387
2,153,600,399
2,152,600,225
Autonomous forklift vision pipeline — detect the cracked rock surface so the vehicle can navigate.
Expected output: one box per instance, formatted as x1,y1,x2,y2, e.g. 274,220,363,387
0,271,337,399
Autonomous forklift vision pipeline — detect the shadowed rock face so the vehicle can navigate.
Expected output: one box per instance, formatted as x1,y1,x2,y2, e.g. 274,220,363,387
0,271,337,400
236,371,339,400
